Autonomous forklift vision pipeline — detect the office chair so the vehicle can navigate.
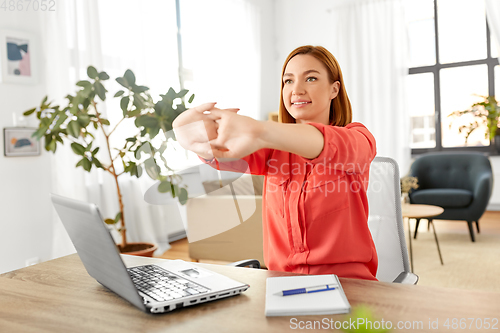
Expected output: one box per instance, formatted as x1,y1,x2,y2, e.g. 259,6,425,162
367,157,418,284
409,152,493,242
232,157,418,284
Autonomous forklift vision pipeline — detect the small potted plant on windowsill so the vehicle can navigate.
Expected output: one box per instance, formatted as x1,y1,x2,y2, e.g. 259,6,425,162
24,66,194,256
400,176,419,206
447,95,500,153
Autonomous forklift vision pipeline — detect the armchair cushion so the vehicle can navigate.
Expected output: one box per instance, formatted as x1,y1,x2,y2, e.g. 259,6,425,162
410,188,473,208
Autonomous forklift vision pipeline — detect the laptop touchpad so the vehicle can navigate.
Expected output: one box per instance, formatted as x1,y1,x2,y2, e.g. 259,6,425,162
180,268,212,279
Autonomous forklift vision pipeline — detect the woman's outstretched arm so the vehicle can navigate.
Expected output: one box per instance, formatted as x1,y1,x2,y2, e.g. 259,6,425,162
208,110,325,160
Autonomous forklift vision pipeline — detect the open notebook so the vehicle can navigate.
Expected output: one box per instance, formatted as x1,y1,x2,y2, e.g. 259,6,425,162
265,275,350,316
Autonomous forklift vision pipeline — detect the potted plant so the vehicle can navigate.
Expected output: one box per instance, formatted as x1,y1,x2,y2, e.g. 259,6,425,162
400,176,419,205
24,66,194,256
447,95,500,152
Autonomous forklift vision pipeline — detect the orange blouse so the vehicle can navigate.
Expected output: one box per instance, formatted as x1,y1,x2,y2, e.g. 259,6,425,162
203,122,378,280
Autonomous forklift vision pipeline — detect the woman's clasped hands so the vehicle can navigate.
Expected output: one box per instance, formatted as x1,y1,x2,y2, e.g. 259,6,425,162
172,102,264,161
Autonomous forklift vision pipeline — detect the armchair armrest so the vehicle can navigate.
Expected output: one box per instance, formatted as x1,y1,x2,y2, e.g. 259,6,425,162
226,259,261,269
472,172,493,202
393,272,419,285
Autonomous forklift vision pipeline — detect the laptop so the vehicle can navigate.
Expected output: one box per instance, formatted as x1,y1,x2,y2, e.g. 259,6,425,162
50,193,250,314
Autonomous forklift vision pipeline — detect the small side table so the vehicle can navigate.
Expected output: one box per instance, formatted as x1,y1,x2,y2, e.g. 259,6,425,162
402,204,444,272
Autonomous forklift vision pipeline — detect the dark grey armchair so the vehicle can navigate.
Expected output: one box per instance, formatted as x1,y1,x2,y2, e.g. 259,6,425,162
409,152,493,242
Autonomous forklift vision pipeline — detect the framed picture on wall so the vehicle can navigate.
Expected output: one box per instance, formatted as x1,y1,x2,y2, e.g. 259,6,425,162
0,30,38,84
3,127,41,157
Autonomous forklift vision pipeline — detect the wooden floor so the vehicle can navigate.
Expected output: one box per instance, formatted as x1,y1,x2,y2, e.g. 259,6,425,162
159,237,232,266
160,211,500,264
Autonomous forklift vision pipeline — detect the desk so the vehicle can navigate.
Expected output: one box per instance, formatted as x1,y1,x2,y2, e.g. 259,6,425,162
1,254,499,332
402,204,444,272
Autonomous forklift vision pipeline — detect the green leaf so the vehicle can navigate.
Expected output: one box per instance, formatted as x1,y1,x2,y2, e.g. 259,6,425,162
166,87,176,100
94,81,107,101
133,85,149,93
177,89,189,98
76,80,91,88
116,76,129,88
128,109,141,117
114,212,122,223
133,95,146,109
71,143,86,156
67,121,81,138
179,188,188,205
158,181,171,193
120,96,130,115
104,218,117,225
188,94,195,103
92,147,100,155
149,126,160,139
82,158,92,172
125,137,137,143
114,90,125,98
176,104,187,113
42,96,48,105
124,69,136,86
100,118,110,126
134,142,149,159
93,158,103,169
135,115,159,128
47,139,57,153
77,115,91,128
53,113,68,130
145,158,159,180
23,107,37,116
87,66,99,79
129,164,138,177
98,71,110,80
32,127,46,140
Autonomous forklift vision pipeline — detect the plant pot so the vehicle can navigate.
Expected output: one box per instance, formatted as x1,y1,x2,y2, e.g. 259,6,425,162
117,242,157,257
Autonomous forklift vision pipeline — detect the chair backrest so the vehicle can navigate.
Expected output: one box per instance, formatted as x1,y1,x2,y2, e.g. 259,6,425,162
410,152,492,192
367,157,414,283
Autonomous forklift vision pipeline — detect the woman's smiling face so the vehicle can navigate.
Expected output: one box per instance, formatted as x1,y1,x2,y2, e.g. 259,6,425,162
282,54,340,125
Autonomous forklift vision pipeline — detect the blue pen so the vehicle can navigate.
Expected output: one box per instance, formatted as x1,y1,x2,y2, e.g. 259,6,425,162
280,284,336,296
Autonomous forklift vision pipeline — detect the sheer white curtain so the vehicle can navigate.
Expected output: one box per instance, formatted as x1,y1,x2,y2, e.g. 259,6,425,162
486,0,500,51
180,0,261,119
41,0,262,258
330,0,411,175
40,0,180,257
40,0,104,258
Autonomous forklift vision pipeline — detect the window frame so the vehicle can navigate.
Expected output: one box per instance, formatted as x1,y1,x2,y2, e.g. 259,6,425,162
409,0,499,156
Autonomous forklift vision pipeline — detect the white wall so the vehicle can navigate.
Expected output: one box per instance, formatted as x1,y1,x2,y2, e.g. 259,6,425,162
0,11,53,273
256,0,281,119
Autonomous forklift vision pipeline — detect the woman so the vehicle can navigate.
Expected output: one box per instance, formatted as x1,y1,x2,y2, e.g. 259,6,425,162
173,45,378,280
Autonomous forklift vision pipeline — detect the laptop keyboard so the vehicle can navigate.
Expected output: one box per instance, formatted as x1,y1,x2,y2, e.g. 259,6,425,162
127,265,210,302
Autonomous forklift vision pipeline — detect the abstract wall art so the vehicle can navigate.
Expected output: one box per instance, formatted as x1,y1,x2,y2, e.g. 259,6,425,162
3,127,40,157
0,30,37,84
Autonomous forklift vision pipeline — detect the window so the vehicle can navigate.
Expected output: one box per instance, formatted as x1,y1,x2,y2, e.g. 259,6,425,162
405,0,499,154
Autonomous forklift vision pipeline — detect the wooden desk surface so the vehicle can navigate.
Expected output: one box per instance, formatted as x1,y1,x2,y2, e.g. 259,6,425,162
1,254,499,332
402,204,444,219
